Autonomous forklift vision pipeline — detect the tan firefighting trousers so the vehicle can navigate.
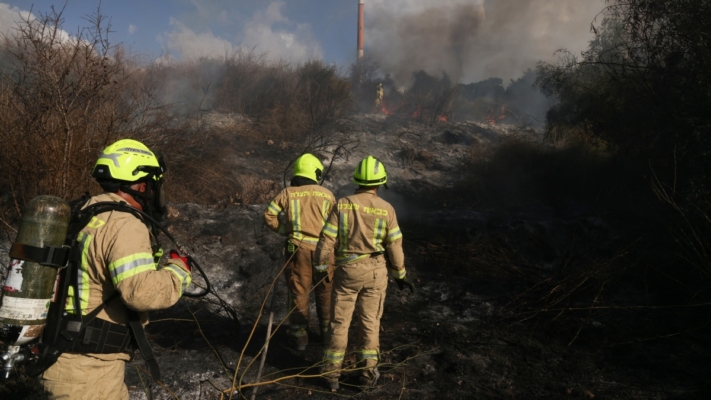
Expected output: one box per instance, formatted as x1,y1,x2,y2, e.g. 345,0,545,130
284,244,333,345
41,353,129,400
322,255,387,381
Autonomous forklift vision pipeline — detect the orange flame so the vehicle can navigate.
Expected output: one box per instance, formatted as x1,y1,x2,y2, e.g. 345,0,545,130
486,104,506,125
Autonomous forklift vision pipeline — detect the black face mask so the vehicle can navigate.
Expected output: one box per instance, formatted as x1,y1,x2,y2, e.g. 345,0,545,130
150,178,167,222
123,151,168,222
118,179,164,221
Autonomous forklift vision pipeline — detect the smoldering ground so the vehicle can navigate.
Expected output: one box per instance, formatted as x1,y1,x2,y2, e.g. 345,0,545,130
1,112,709,399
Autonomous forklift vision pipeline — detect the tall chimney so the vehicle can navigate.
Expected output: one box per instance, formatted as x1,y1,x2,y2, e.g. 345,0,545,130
357,0,364,59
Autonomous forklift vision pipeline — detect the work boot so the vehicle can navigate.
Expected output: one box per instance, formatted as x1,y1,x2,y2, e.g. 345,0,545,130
328,379,339,392
359,367,380,387
321,363,340,392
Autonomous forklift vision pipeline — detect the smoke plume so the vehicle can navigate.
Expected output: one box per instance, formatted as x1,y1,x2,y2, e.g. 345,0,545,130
367,0,605,85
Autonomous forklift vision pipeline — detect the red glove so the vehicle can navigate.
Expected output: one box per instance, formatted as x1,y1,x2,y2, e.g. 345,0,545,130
168,250,191,271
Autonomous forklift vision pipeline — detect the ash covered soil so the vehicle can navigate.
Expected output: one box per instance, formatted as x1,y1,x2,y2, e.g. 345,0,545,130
4,115,711,399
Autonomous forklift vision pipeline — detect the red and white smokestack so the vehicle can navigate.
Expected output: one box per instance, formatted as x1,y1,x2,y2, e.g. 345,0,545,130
357,0,364,59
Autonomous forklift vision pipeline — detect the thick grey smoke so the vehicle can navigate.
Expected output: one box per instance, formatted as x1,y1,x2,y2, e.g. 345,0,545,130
367,0,605,85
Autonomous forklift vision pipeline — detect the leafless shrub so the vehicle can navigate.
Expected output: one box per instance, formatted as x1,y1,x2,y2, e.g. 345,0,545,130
233,175,280,205
177,52,361,196
214,54,353,141
400,146,416,169
0,8,357,210
650,163,711,284
0,6,198,214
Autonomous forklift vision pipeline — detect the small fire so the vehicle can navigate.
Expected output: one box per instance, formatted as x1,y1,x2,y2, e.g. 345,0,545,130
380,100,393,116
411,107,422,119
437,115,448,122
486,104,507,125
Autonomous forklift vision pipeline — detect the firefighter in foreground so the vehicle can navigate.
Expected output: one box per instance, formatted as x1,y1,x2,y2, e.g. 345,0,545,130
314,155,415,390
41,139,192,399
263,154,336,350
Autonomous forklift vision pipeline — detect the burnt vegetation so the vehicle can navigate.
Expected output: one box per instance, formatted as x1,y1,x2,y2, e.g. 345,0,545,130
2,1,711,399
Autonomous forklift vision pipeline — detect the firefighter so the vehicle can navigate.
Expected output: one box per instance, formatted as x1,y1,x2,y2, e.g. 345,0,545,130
263,154,336,350
314,155,414,391
40,139,192,399
375,83,384,108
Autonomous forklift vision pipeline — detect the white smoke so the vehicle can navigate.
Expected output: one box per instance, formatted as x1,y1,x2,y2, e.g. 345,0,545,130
0,3,71,44
366,0,605,84
161,1,322,62
0,3,30,38
239,2,323,61
161,17,235,59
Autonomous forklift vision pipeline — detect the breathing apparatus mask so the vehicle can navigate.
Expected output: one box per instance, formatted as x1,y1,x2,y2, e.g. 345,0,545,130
96,152,167,222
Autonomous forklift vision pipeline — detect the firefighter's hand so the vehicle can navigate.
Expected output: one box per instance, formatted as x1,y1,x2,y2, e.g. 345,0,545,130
395,278,415,294
169,250,191,271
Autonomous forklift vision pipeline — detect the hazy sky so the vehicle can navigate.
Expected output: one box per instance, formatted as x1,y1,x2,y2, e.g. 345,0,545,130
0,0,606,83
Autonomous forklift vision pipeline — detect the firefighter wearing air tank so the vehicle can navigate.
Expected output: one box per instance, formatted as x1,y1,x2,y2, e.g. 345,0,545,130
314,155,415,390
41,139,192,399
263,154,336,350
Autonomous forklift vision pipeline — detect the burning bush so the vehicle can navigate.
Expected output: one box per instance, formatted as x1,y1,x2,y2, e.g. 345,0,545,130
353,63,551,128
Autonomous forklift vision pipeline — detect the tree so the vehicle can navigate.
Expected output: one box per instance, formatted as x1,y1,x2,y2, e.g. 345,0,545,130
536,0,711,197
0,6,181,209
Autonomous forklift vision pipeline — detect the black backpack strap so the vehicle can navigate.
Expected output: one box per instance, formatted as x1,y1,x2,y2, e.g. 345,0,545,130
77,201,162,379
28,199,164,379
24,292,120,377
126,310,161,381
9,243,71,268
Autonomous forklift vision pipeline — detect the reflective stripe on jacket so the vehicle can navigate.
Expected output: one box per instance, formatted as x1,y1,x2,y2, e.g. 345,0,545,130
66,193,191,327
263,184,335,250
315,189,405,277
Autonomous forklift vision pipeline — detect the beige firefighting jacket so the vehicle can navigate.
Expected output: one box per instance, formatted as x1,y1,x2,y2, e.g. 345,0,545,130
314,188,406,279
264,184,335,251
65,193,191,361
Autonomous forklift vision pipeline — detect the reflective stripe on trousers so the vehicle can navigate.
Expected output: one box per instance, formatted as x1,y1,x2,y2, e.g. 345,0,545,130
323,256,387,377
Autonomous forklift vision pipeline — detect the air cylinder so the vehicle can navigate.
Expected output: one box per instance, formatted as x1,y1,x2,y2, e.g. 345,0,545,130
0,196,71,346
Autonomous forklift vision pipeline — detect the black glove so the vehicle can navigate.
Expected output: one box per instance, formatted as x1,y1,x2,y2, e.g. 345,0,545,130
395,278,415,294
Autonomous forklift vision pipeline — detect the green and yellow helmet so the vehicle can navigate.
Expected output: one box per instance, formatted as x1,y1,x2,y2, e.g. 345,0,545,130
92,139,165,183
353,155,387,186
293,153,324,182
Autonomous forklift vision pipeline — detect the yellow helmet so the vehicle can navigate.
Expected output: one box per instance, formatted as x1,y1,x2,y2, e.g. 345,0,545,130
353,155,387,186
293,153,324,182
92,139,165,183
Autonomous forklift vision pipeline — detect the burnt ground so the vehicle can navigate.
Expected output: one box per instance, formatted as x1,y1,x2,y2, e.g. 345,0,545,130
3,115,711,399
111,201,710,400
